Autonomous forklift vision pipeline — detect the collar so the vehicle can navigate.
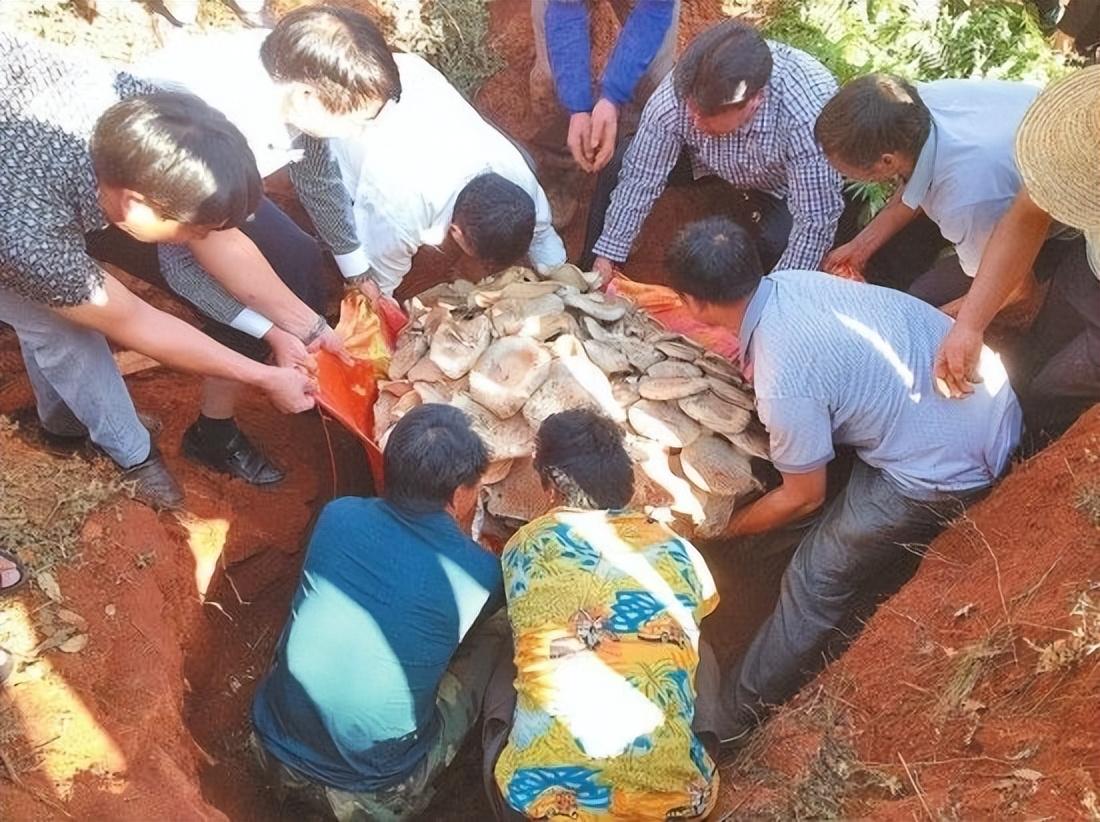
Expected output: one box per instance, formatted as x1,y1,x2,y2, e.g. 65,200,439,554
901,122,938,210
738,277,775,370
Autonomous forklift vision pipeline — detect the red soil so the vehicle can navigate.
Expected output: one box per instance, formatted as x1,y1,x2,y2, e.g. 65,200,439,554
2,3,1097,822
721,407,1100,819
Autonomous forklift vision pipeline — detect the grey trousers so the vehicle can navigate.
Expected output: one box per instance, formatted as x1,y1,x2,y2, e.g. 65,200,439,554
0,289,150,468
723,460,986,735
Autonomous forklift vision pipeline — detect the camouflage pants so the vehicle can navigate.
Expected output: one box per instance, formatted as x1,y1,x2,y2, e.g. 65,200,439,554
252,610,510,822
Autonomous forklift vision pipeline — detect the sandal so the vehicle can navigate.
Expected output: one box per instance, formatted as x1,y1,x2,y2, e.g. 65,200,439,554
0,548,27,596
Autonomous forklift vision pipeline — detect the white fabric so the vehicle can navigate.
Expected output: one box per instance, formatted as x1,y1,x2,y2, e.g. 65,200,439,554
329,54,567,295
228,307,274,339
334,247,373,280
132,29,296,179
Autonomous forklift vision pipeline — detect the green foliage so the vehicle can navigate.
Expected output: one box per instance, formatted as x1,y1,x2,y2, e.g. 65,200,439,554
390,0,503,97
764,0,1073,217
766,0,1069,84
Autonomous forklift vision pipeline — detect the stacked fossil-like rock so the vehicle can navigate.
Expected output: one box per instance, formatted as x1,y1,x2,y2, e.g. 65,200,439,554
374,265,773,537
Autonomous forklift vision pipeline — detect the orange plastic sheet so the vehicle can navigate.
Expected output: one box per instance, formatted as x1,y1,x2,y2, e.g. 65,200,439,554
607,274,741,361
315,293,408,489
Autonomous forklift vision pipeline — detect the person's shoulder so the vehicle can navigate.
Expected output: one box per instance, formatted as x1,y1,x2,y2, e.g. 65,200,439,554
316,495,379,526
503,512,561,554
643,73,682,122
768,40,836,89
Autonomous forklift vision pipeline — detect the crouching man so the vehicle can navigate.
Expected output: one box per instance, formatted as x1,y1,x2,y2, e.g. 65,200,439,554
483,410,723,821
260,5,567,298
666,218,1023,745
251,404,507,820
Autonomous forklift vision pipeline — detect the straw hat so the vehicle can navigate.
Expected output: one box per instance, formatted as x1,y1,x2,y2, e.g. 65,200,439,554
1015,65,1100,274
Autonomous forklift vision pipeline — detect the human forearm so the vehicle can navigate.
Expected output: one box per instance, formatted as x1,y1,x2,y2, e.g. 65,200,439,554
545,0,594,112
726,466,827,537
776,155,845,271
850,194,919,261
65,275,271,388
528,219,568,272
188,229,319,340
591,126,680,261
601,0,675,105
726,485,822,537
290,136,363,275
954,191,1052,335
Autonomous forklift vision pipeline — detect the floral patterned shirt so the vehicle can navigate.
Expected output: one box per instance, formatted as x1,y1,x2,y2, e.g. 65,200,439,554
496,508,719,821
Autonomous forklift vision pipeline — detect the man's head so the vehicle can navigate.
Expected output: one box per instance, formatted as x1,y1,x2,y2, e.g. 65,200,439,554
674,20,772,137
383,404,489,510
261,5,401,138
91,92,262,244
450,173,536,270
665,217,763,324
815,74,930,182
534,410,634,511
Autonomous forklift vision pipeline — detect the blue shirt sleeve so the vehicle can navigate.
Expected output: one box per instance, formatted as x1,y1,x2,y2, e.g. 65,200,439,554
757,395,836,474
601,0,676,106
545,0,594,113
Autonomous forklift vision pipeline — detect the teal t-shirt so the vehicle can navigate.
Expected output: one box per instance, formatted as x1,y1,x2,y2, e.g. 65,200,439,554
251,497,503,791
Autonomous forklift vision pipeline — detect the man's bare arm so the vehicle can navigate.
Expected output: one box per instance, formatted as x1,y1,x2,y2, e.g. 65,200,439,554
60,272,316,413
935,189,1052,397
726,466,827,537
187,228,319,339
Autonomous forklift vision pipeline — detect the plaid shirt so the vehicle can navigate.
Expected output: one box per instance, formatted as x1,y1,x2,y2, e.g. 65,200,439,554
593,41,844,272
0,31,254,330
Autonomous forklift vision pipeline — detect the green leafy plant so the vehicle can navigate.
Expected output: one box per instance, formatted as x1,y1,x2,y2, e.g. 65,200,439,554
763,0,1074,219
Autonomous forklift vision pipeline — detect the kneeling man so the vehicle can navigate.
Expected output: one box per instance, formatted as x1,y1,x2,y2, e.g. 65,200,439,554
251,404,506,820
666,217,1022,742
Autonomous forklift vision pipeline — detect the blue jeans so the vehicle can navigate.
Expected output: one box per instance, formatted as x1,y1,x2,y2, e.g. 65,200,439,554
722,460,986,735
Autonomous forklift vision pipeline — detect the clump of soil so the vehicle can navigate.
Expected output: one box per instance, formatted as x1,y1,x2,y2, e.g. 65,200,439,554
720,407,1100,820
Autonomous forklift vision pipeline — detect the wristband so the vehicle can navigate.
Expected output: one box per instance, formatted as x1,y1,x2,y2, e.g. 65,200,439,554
302,313,328,346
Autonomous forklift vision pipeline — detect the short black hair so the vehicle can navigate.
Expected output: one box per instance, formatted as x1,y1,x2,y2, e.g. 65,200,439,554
666,217,763,304
453,173,536,269
673,20,773,116
815,74,931,169
91,92,261,228
534,410,634,511
383,404,489,509
261,5,401,115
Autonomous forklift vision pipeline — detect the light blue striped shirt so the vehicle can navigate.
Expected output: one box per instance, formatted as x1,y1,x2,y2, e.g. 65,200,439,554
902,80,1040,277
741,270,1022,498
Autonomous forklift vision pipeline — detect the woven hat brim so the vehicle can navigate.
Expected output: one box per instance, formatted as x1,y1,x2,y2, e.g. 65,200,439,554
1015,66,1100,231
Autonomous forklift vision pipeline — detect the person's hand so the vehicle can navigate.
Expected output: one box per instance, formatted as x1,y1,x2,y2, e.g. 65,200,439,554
567,111,596,172
262,365,318,414
309,324,355,366
350,274,383,303
589,98,619,172
266,326,318,374
822,241,868,282
934,322,985,398
592,255,616,289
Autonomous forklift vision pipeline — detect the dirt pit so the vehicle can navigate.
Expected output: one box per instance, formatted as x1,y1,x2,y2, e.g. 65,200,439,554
718,407,1100,819
2,1,1098,821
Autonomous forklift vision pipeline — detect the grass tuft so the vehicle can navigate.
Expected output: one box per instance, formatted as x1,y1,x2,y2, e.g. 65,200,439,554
1074,484,1100,527
936,624,1014,718
0,416,119,575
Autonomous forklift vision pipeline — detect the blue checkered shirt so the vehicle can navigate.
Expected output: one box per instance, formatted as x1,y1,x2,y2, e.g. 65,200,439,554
593,41,844,272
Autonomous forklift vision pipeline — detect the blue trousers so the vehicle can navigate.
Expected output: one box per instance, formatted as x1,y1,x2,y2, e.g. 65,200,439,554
722,460,986,735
